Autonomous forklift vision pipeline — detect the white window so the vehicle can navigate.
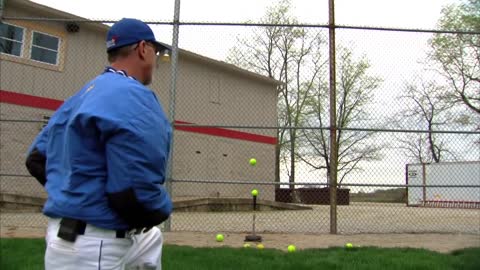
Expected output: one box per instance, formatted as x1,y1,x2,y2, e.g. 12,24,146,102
0,22,24,57
30,31,60,65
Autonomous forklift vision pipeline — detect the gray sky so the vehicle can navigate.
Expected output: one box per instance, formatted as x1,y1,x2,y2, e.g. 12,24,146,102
31,0,457,61
31,0,455,27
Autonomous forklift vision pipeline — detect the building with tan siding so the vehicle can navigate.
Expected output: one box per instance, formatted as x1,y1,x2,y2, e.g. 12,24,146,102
0,0,279,201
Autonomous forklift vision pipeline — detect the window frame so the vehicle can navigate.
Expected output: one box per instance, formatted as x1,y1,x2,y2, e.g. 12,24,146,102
0,20,66,72
29,30,61,66
0,22,26,58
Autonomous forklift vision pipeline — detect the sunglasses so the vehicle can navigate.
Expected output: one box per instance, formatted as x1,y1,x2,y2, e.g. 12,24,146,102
145,42,160,56
132,41,160,56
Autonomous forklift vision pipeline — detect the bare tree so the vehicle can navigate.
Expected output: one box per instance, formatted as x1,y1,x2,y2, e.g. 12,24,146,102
297,48,383,184
227,0,327,184
298,48,381,183
395,81,456,163
228,1,386,185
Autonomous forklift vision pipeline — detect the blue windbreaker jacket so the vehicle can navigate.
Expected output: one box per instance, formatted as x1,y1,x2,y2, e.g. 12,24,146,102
28,69,173,230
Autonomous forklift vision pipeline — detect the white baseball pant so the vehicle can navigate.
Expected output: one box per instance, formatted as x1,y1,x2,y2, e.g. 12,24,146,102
44,218,164,270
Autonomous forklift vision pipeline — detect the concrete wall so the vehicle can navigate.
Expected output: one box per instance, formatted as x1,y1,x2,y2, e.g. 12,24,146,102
0,103,48,197
171,132,275,200
174,55,278,133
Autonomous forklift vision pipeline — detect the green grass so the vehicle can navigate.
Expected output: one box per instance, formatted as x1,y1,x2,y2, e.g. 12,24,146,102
1,238,479,270
1,238,45,270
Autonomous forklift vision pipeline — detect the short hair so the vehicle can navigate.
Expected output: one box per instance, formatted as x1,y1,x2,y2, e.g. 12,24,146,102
107,43,137,63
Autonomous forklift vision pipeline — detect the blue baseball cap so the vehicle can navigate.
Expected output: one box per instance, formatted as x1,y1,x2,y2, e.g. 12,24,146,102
106,18,168,52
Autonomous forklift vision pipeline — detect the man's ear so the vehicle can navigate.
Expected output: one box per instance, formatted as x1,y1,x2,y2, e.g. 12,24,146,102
138,41,148,61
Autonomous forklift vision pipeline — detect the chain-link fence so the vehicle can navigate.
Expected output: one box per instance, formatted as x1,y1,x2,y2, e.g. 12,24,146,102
1,0,479,235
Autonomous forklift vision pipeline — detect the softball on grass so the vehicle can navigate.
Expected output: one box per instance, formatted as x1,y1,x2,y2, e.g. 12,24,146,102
287,245,296,252
216,234,224,242
243,243,251,248
251,189,259,197
345,243,353,249
249,158,257,166
256,243,264,249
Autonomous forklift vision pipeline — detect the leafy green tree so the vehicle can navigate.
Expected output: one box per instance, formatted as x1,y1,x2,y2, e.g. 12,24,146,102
430,0,479,116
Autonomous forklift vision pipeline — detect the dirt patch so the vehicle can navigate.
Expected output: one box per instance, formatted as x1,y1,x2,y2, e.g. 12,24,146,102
0,226,46,238
162,231,480,254
1,226,478,254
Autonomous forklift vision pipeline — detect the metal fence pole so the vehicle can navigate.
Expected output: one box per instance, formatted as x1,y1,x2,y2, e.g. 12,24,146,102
328,0,338,235
164,0,181,232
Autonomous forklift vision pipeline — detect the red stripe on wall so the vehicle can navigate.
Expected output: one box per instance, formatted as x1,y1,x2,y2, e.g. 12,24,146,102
0,90,277,145
0,90,63,110
175,121,277,145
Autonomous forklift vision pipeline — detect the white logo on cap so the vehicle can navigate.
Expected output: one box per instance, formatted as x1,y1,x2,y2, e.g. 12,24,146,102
106,36,118,48
106,39,115,48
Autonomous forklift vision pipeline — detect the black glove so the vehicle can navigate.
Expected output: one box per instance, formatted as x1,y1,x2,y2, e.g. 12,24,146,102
26,148,47,186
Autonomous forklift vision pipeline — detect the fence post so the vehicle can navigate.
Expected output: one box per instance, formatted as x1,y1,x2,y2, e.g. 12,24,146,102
422,163,427,206
328,0,338,235
0,0,4,18
164,0,181,232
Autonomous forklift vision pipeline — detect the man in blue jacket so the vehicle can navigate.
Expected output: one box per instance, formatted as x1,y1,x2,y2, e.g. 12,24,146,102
26,18,172,270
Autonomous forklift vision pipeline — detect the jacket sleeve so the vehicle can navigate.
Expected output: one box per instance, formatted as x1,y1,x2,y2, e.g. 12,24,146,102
25,126,49,186
103,88,173,229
